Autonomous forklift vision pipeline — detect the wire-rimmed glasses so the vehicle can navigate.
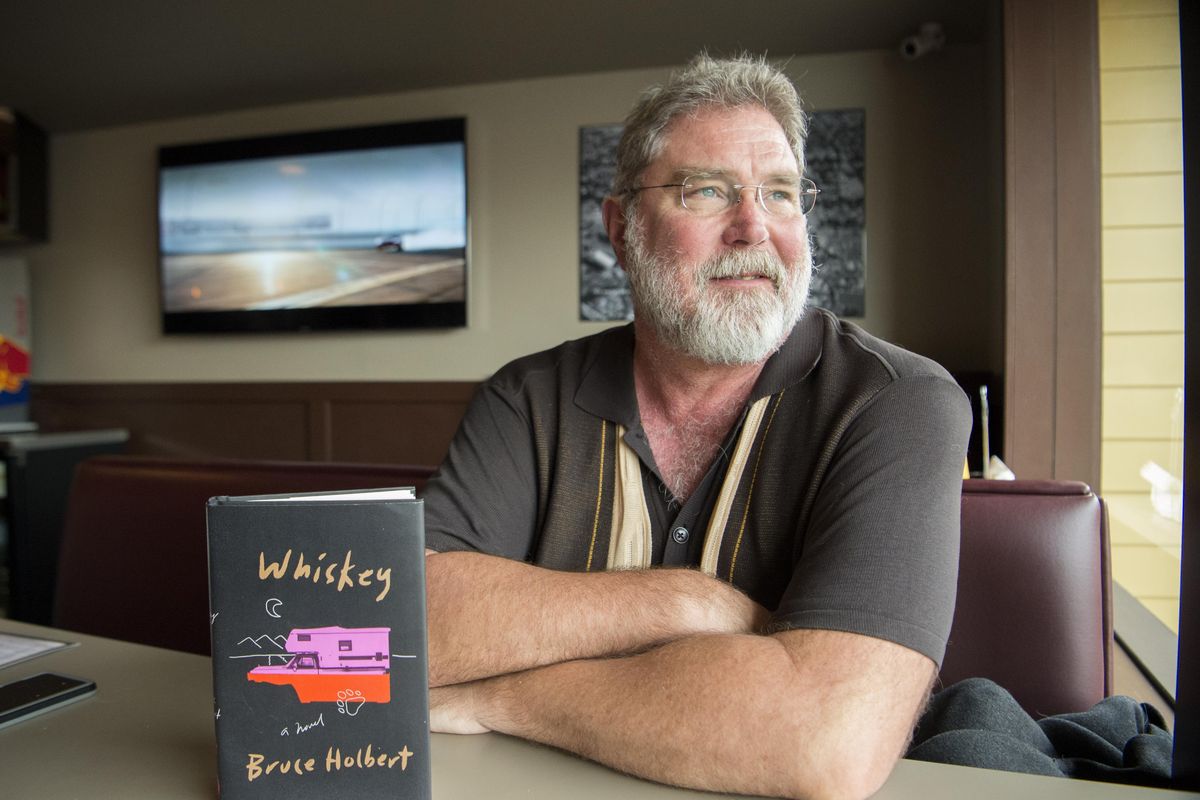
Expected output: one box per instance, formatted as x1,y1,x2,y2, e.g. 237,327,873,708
628,175,820,217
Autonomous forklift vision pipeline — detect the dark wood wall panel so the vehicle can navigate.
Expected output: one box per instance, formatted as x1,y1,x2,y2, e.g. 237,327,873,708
328,401,472,465
30,382,478,466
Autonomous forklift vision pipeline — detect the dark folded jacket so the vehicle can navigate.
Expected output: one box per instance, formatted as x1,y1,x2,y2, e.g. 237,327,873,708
908,677,1172,787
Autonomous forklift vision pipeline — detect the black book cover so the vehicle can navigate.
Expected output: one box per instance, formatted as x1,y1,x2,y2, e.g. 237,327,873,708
206,488,431,799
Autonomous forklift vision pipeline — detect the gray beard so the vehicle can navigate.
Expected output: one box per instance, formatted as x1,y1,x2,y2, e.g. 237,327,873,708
624,217,811,366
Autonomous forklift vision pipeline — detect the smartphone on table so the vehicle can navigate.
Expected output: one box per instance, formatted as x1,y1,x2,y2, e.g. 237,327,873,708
0,672,97,730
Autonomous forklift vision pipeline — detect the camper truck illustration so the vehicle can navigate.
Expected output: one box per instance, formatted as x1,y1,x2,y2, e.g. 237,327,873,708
247,626,391,703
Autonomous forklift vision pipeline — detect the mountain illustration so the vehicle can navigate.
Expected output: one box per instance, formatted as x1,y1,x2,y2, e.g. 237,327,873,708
229,633,289,662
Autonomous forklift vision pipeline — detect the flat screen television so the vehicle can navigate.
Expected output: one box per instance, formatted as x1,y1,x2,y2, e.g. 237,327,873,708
157,117,467,333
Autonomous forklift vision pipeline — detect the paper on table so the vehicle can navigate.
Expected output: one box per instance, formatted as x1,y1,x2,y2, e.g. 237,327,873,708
0,631,74,670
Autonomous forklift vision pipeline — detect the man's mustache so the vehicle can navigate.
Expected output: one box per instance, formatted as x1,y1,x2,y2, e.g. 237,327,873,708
696,251,787,289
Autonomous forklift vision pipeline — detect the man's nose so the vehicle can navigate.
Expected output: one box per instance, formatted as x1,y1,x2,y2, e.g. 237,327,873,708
722,187,770,247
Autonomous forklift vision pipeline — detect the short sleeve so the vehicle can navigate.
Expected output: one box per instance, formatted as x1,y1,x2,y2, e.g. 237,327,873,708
422,380,541,561
772,374,972,666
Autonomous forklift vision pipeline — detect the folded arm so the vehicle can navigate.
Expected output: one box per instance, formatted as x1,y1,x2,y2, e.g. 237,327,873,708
425,549,769,687
434,626,935,800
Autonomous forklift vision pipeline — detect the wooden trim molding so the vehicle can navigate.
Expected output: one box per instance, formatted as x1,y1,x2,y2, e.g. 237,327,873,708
29,381,479,466
1003,0,1102,486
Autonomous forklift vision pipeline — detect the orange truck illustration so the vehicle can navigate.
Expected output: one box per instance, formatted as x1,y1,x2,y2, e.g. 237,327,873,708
247,626,391,704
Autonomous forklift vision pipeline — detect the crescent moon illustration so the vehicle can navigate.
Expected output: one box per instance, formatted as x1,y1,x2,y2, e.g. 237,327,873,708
265,598,283,618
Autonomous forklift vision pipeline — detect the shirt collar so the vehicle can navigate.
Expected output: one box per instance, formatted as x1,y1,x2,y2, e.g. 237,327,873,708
574,323,640,427
749,308,824,400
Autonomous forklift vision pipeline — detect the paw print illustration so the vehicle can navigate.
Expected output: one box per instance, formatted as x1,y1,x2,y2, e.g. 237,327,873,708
336,688,366,717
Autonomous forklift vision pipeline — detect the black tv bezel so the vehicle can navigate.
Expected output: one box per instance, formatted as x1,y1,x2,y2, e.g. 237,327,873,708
156,117,468,335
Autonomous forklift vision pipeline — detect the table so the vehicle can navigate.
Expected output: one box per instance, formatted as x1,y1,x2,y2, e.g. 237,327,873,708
1,619,1197,799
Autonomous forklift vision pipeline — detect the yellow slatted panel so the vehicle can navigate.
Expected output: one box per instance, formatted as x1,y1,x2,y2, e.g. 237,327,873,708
1099,0,1179,17
1103,280,1184,332
1103,227,1184,280
1100,68,1182,121
1099,15,1181,68
1101,440,1183,491
1101,121,1183,173
1107,493,1184,548
1103,332,1184,385
1098,0,1182,635
1102,174,1184,226
1111,544,1181,593
1102,386,1184,438
1110,543,1181,601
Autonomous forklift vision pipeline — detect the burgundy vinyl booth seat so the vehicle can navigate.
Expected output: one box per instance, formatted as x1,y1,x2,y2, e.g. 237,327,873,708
53,455,435,656
939,479,1113,718
54,459,1111,717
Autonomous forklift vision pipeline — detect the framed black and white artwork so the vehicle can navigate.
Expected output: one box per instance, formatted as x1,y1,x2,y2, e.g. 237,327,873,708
579,124,629,321
578,109,866,320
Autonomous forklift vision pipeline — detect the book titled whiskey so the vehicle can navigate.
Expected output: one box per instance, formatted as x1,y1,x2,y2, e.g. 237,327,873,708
206,487,431,799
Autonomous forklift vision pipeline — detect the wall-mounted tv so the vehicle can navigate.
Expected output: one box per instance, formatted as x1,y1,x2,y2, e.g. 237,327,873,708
157,117,467,334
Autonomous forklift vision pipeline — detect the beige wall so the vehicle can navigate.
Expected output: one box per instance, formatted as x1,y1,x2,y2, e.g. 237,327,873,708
11,46,998,383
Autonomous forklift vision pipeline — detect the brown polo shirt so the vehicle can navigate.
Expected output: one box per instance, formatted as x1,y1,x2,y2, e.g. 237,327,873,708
424,308,972,665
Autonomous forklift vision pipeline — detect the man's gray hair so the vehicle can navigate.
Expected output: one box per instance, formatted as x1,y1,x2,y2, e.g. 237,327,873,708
612,53,808,202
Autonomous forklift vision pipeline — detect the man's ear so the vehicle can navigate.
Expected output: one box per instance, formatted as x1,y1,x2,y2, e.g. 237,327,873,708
602,196,628,270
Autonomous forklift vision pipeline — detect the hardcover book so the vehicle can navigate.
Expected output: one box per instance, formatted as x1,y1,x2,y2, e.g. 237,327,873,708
206,487,431,799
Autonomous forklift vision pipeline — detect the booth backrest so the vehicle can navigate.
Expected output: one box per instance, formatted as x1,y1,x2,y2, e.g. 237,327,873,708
55,460,1112,717
53,455,435,655
940,479,1112,717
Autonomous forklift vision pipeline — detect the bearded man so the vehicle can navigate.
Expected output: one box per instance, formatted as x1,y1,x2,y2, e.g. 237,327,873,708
422,53,971,800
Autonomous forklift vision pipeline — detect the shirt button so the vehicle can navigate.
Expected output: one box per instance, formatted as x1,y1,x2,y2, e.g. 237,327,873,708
671,526,690,544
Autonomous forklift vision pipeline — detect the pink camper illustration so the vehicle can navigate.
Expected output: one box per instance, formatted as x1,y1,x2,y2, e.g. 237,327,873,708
248,626,391,703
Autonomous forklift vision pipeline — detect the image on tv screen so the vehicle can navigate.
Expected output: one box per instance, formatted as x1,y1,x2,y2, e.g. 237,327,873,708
158,119,467,333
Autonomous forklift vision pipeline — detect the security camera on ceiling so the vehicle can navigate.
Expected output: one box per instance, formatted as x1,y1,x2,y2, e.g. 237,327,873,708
900,22,946,61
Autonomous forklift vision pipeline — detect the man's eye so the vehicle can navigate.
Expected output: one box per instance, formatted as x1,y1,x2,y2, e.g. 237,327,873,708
686,183,726,200
764,186,799,204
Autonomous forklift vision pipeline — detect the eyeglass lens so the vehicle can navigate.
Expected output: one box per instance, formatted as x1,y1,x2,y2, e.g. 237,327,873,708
680,177,818,217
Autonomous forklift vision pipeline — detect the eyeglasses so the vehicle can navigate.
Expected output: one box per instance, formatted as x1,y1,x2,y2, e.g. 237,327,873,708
627,175,820,218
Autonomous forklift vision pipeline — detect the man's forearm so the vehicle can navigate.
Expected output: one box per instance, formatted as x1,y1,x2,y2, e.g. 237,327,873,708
425,550,767,687
453,628,934,800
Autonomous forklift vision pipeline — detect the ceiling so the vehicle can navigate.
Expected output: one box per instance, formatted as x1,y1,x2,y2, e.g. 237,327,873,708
0,0,990,134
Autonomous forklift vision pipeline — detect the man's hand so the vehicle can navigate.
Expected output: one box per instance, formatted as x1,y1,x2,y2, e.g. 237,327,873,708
426,550,768,687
